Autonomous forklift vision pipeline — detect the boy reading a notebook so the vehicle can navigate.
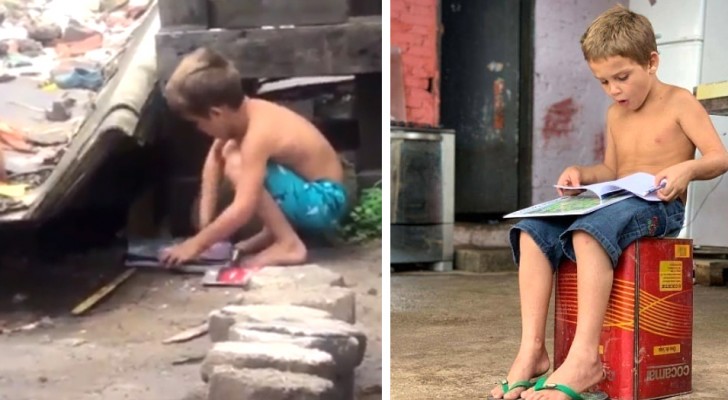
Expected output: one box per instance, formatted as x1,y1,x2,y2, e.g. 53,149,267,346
490,6,728,400
159,48,347,268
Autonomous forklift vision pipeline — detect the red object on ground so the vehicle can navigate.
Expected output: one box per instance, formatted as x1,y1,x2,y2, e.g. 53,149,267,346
55,32,103,58
0,121,34,153
217,267,254,284
202,263,263,287
555,238,693,400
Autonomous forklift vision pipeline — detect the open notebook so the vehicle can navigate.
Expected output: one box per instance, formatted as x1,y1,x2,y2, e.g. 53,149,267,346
505,172,664,218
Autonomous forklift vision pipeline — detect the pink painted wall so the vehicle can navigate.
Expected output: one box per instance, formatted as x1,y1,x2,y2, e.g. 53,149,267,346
531,0,621,203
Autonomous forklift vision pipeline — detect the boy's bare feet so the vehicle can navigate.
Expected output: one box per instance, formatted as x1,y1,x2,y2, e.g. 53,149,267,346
234,228,273,254
521,351,604,400
490,347,551,400
247,236,307,267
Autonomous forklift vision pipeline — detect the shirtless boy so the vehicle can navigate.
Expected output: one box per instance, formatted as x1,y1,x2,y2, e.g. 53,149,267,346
159,47,347,268
490,6,728,400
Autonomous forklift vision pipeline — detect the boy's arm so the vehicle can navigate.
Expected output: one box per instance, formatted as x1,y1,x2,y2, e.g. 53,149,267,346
198,139,224,229
655,91,728,200
673,91,728,179
189,134,268,251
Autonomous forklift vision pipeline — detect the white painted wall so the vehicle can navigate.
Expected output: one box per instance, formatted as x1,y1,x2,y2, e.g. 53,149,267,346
531,0,621,203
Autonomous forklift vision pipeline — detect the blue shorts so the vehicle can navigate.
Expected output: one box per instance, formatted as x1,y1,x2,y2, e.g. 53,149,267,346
264,163,347,231
509,197,686,269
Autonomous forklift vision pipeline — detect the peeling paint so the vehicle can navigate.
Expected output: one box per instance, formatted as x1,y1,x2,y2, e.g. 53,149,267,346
493,78,506,131
542,98,578,140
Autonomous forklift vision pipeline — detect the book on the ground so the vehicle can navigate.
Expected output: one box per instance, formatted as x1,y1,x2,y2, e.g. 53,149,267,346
504,172,664,218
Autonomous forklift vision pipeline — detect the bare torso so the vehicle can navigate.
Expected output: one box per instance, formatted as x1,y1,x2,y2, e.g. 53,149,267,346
610,85,695,201
220,99,343,185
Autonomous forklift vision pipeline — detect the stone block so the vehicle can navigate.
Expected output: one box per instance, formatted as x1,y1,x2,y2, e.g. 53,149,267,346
235,318,367,369
249,264,345,290
208,304,332,342
229,325,362,370
208,365,335,400
241,286,356,323
201,342,335,382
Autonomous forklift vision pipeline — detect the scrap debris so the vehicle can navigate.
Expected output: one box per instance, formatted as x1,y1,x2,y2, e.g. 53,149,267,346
0,0,152,212
162,322,208,345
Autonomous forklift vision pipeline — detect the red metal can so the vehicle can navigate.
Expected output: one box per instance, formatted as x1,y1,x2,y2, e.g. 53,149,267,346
554,238,693,400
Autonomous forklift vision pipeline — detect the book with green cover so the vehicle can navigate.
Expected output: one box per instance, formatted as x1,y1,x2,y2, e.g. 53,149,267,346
504,172,664,219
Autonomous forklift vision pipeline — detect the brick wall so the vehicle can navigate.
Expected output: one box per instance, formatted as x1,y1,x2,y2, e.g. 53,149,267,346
391,0,440,125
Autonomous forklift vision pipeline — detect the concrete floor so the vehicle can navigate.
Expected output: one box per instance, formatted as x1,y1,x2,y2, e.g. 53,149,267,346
391,271,728,399
0,242,382,400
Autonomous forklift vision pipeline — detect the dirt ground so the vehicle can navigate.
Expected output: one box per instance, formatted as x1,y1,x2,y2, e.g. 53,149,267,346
391,271,728,399
0,240,382,400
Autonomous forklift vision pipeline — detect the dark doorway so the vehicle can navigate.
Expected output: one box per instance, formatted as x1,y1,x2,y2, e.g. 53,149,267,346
440,0,533,217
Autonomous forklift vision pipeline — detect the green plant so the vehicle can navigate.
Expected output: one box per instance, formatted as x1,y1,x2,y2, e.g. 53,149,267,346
341,182,382,242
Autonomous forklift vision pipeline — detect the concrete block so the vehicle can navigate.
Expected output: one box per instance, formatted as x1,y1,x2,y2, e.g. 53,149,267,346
241,285,356,324
235,318,367,369
208,304,332,342
229,326,362,370
694,259,728,286
454,246,516,273
208,365,335,400
201,342,335,382
249,264,345,290
454,222,512,248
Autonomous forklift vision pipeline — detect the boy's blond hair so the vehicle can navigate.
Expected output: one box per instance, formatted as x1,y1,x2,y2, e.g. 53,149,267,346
164,47,245,117
580,4,657,66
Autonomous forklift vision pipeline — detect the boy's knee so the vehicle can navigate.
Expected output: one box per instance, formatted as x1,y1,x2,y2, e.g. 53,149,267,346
518,230,538,248
571,230,599,247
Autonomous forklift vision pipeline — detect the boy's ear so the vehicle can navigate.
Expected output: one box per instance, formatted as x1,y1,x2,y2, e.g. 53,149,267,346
208,106,224,118
648,51,659,74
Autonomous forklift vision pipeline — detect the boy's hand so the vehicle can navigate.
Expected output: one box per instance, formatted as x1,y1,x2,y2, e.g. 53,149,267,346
654,164,693,201
556,166,584,196
160,238,205,267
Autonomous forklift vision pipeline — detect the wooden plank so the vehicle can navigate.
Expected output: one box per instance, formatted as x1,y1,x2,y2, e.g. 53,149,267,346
209,0,349,29
354,73,382,171
694,259,728,286
162,322,208,344
158,0,208,28
350,0,382,16
156,16,382,81
72,268,136,315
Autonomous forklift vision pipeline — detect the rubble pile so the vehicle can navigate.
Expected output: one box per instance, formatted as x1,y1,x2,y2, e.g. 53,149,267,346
0,0,151,214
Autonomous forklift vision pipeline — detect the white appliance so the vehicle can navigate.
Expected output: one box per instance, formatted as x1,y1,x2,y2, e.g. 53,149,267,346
630,0,728,248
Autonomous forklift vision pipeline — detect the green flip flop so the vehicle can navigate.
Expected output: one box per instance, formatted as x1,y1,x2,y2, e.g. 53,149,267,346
533,376,609,400
486,377,538,400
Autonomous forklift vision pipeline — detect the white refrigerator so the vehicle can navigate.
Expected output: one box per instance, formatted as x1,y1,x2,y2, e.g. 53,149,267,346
630,0,728,248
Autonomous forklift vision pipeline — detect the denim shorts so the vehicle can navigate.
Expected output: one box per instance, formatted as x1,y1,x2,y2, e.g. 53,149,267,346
509,197,686,269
